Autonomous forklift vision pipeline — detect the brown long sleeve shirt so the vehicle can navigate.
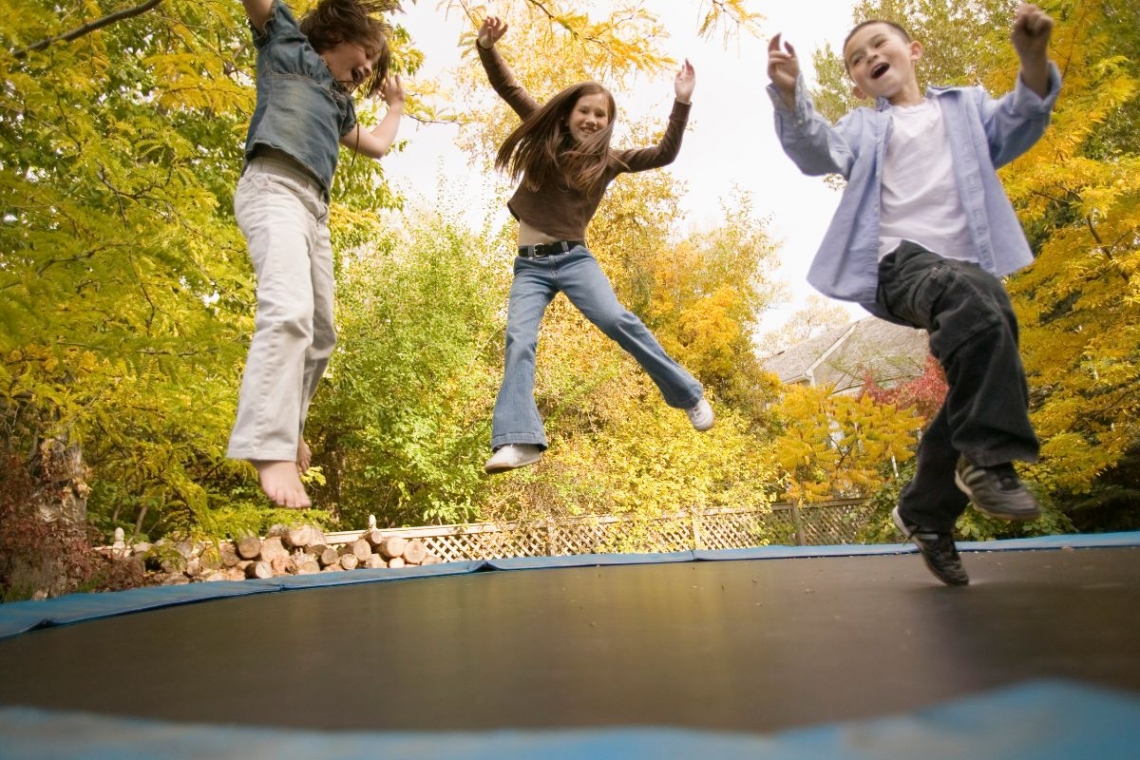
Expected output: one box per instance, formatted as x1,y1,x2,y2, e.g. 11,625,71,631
478,43,691,242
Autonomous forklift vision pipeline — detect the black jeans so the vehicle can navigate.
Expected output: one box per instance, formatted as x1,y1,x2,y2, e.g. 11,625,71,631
876,242,1039,532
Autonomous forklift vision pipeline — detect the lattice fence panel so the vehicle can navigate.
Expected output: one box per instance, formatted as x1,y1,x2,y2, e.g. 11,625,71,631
420,526,548,561
551,519,613,556
346,501,875,561
641,516,694,554
799,503,874,545
759,510,799,546
550,515,694,555
699,511,768,550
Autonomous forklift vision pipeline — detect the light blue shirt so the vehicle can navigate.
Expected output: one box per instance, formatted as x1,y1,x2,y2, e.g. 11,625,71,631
767,64,1061,311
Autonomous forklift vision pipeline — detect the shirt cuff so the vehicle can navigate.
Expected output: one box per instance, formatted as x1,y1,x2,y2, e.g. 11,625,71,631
1012,61,1062,114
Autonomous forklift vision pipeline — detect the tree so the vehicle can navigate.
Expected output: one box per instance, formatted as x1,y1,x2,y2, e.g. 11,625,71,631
306,202,508,527
771,384,918,505
862,354,947,422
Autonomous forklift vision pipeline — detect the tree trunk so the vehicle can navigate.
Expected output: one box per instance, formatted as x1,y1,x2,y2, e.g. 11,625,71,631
29,433,89,530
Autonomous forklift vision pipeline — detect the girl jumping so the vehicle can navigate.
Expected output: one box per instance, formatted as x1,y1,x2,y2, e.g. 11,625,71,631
477,16,713,475
230,0,404,507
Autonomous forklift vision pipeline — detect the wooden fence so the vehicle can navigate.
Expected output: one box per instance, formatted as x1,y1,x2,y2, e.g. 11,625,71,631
325,500,876,562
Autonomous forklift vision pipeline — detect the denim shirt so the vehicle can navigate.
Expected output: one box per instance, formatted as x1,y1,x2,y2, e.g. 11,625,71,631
243,0,357,194
767,64,1061,312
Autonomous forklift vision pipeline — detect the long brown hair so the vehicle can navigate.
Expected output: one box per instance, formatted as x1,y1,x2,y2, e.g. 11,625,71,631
495,81,620,196
300,0,399,97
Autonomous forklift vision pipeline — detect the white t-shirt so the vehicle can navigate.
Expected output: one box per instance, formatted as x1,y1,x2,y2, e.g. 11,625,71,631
878,99,976,262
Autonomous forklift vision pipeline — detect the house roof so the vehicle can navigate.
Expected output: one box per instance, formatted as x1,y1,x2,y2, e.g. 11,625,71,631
761,317,929,393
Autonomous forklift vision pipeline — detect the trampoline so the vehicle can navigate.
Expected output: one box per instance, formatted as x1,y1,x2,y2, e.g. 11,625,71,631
1,533,1138,759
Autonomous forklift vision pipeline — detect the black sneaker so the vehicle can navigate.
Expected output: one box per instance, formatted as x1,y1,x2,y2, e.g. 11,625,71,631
954,457,1041,521
892,506,969,586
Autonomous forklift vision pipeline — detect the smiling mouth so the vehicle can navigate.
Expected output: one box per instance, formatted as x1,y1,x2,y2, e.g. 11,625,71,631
871,63,890,79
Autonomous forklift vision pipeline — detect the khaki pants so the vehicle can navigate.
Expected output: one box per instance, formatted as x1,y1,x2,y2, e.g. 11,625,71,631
227,156,335,461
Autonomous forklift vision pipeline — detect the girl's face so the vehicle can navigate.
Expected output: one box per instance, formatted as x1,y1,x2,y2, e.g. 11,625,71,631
567,93,610,144
321,42,380,93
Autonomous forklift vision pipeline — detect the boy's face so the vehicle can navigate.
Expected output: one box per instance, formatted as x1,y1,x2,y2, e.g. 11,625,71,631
844,23,923,105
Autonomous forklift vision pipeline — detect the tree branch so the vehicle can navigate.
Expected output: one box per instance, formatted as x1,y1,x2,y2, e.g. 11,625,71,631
13,0,165,59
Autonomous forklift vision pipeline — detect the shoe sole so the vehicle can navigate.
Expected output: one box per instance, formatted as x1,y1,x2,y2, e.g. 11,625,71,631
484,456,541,475
891,507,969,587
954,472,1041,521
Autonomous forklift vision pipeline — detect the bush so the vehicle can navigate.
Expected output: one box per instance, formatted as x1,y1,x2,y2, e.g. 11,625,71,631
0,456,149,602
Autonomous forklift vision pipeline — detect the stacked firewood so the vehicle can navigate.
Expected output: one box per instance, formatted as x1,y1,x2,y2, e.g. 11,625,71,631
105,525,442,585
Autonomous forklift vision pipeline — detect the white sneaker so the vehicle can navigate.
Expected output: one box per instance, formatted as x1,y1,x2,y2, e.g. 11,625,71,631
484,444,543,474
686,398,714,432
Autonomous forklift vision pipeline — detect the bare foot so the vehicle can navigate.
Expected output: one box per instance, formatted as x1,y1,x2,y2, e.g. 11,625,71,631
297,438,312,473
252,460,311,509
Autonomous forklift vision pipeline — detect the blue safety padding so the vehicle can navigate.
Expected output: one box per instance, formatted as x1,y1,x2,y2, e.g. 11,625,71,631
0,680,1136,759
0,561,486,639
695,530,1140,561
695,543,916,561
2,532,1137,640
0,581,278,640
954,531,1140,551
487,550,695,570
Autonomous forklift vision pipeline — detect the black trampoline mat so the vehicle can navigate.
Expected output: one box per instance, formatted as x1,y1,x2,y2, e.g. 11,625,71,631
1,547,1137,733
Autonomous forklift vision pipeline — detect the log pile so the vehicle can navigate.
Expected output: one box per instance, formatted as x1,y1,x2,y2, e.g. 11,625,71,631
103,525,443,585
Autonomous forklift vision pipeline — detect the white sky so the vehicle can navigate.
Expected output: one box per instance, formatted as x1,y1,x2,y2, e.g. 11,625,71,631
381,1,865,334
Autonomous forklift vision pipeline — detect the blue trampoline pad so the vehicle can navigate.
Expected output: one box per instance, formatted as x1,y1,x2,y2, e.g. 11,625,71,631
0,680,1137,760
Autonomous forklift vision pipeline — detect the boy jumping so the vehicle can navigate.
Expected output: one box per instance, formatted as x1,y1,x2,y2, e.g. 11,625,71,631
766,4,1060,585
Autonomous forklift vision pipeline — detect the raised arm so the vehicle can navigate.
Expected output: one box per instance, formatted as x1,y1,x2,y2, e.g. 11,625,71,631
612,61,696,174
1010,3,1053,98
241,0,274,33
476,16,539,118
341,74,405,159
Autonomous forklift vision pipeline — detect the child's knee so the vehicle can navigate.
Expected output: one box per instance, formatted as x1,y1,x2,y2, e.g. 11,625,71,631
593,308,634,336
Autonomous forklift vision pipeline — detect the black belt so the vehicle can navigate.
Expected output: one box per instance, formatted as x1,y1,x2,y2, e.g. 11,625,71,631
518,240,584,258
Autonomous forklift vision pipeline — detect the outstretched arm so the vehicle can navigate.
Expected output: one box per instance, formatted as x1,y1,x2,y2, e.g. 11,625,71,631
1010,3,1053,98
475,16,538,118
341,75,405,159
612,61,697,174
765,34,855,178
241,0,273,33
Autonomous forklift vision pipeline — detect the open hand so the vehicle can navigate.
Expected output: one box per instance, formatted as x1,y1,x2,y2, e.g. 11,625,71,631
478,16,508,49
767,33,800,95
674,59,696,103
380,74,404,107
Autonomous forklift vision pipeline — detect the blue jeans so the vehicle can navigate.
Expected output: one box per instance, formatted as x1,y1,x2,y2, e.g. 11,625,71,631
491,246,704,450
877,242,1039,531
